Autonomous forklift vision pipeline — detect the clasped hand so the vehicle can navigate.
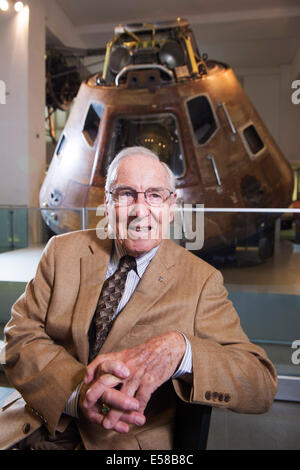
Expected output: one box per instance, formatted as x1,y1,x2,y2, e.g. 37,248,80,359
79,331,186,433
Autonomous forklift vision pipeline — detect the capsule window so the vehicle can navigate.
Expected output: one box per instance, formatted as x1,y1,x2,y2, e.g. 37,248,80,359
83,103,103,146
243,124,264,155
56,134,66,156
187,96,217,145
106,113,186,178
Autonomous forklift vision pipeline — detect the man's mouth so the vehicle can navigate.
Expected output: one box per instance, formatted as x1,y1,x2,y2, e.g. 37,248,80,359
133,225,152,232
127,223,155,239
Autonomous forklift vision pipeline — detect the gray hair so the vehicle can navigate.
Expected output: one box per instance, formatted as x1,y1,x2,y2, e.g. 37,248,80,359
105,146,176,193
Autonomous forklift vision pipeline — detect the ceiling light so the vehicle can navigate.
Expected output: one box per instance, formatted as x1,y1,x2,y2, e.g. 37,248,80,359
0,0,9,11
14,1,24,12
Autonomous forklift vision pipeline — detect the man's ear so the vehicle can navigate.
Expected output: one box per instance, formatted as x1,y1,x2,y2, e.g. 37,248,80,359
169,192,177,223
104,192,109,218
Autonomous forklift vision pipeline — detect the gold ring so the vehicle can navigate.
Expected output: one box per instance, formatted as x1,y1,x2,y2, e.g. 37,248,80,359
99,402,110,415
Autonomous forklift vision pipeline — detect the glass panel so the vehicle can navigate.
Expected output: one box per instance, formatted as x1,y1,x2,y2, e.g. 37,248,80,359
191,208,300,384
0,207,28,253
169,206,300,391
187,95,217,144
106,113,186,178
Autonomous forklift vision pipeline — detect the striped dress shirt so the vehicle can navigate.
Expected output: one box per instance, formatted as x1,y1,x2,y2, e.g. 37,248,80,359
64,241,192,417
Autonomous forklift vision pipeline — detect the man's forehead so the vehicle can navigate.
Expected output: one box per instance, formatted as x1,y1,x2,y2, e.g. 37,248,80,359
116,155,169,183
118,154,160,169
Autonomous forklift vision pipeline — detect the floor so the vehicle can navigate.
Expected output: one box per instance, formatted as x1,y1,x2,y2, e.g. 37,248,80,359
0,238,299,289
0,244,45,282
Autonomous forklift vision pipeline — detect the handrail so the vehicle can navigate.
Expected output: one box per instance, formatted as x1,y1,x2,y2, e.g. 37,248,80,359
115,64,175,86
0,206,300,213
207,153,222,188
217,101,237,135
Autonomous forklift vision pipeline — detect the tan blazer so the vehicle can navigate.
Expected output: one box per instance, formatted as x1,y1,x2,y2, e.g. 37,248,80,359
0,229,277,449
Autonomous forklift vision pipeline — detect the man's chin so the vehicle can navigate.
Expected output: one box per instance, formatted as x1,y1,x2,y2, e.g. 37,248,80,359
120,237,161,257
127,227,156,240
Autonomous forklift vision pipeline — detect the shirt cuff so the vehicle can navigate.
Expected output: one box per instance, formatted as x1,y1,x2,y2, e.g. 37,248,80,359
63,382,83,418
172,333,193,381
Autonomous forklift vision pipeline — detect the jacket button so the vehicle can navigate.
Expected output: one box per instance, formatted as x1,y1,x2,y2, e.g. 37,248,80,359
224,393,231,402
205,391,211,400
23,423,31,434
212,392,218,400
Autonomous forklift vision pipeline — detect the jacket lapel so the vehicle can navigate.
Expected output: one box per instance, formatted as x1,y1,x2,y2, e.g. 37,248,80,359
72,237,112,364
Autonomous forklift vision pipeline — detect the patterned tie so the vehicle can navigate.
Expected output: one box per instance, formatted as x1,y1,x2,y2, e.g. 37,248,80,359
88,255,137,362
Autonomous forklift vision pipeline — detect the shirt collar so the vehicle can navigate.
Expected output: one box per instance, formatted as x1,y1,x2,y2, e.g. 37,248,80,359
112,240,160,278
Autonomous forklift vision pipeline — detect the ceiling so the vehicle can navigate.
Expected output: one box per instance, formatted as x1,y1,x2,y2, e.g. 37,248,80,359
53,0,300,69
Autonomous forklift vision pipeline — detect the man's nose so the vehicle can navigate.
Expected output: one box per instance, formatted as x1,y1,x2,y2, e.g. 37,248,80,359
130,193,150,218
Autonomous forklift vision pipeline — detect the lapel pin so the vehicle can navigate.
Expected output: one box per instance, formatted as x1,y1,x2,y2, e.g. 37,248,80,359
158,277,164,282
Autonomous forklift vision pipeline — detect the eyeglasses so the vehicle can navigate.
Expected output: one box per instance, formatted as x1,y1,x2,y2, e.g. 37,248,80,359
109,187,174,207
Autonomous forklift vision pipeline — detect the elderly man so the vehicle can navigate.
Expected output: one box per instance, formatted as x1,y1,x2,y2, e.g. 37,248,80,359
1,146,277,450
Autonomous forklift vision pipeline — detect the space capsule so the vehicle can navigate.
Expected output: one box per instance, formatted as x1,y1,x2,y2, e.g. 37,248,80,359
40,19,293,261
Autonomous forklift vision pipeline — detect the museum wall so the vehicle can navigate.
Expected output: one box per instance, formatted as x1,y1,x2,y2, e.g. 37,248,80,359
0,0,45,208
238,65,300,164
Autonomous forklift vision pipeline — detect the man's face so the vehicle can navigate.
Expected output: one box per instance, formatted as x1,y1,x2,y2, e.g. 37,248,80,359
106,154,176,257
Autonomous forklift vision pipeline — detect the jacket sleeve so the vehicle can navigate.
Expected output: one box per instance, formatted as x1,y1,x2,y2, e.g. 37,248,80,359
3,236,85,435
173,269,278,414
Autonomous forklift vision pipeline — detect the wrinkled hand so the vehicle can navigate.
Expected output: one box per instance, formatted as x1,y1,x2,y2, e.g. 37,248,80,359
83,331,186,432
79,360,146,433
